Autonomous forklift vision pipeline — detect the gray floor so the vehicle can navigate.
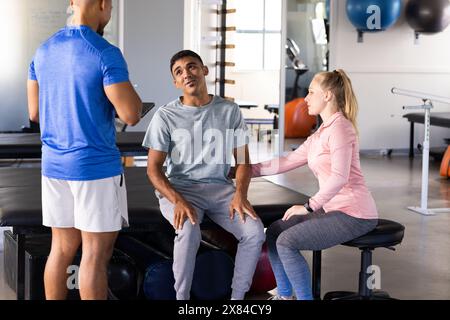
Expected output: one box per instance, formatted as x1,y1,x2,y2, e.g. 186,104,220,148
1,142,449,300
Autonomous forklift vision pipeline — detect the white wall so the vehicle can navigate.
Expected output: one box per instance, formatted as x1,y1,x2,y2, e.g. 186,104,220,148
0,0,120,132
122,0,184,132
184,0,219,94
0,1,64,132
329,0,450,151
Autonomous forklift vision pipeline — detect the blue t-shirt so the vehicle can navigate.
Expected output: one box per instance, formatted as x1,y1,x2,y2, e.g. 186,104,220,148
29,25,128,181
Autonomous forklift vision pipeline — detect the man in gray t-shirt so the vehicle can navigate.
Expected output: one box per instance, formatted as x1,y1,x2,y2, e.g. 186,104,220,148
143,50,265,300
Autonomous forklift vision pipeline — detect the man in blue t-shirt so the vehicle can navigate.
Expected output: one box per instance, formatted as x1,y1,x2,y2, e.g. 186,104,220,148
27,0,142,300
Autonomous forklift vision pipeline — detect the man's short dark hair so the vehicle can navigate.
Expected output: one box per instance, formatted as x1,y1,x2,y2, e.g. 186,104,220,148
170,50,204,73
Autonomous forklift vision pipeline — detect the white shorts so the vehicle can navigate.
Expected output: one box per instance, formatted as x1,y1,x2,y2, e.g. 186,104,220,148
42,174,129,232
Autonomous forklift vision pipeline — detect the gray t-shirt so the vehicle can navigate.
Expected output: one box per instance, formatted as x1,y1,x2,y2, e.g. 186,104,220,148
142,95,248,186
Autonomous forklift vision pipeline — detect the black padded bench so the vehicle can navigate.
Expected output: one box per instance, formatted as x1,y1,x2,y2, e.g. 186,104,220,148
0,132,148,159
403,112,450,158
0,167,308,300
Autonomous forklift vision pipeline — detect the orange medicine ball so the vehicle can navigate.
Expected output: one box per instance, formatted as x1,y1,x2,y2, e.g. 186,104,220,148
440,146,450,178
284,98,317,138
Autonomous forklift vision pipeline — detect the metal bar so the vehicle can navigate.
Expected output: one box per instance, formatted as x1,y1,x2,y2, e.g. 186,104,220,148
393,89,450,216
420,108,431,210
392,87,450,105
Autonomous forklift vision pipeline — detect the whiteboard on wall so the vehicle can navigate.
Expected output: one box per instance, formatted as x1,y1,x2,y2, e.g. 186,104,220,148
27,0,120,63
0,0,119,132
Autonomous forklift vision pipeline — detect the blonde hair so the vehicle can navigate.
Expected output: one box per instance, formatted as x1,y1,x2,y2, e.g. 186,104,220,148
317,69,359,135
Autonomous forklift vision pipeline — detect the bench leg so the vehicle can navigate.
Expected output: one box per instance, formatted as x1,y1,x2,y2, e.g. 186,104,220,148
312,250,322,300
409,122,414,158
16,233,25,300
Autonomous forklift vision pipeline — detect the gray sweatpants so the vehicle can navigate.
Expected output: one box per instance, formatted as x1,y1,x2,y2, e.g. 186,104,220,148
157,183,265,300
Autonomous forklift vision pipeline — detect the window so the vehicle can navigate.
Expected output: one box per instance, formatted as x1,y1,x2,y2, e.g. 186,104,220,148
230,0,282,71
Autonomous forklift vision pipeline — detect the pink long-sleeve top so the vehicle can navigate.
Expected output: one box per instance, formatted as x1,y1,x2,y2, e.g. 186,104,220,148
253,112,378,220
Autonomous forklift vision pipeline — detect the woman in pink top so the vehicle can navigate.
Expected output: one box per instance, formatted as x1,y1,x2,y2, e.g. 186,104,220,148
252,69,378,300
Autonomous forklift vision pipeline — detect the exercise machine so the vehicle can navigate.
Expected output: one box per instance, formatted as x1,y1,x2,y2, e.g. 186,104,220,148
286,38,309,100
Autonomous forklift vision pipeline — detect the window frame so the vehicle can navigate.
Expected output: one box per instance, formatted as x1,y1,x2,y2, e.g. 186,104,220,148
234,0,282,71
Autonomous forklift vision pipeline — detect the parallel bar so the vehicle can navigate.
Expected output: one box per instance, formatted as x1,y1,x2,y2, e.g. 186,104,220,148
392,87,450,105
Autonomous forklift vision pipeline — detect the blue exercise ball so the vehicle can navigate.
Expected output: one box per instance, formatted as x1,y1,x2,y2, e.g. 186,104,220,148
406,0,450,34
346,0,402,32
143,260,176,300
191,250,234,300
114,236,176,300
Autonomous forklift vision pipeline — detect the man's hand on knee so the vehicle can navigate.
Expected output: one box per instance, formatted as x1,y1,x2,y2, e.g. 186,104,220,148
173,199,198,230
229,194,258,223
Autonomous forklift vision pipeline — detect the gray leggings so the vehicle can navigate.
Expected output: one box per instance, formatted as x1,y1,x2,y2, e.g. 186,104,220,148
266,210,377,299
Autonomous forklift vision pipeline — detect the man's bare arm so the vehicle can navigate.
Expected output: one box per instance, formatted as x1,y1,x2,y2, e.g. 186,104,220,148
234,145,252,197
105,81,142,126
229,145,258,222
27,80,39,123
